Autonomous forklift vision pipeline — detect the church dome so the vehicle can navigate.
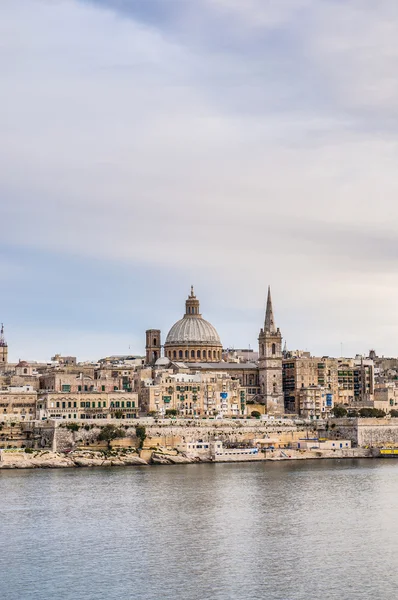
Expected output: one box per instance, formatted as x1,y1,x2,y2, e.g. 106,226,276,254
166,316,221,346
164,287,222,361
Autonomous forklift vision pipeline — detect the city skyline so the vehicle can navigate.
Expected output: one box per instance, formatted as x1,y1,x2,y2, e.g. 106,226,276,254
2,0,398,360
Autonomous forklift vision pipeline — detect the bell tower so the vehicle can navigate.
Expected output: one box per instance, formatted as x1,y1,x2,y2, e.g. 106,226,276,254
258,288,284,415
0,324,8,367
145,329,161,365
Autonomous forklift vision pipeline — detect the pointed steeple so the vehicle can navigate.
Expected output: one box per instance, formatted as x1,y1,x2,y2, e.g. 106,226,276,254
264,286,276,333
0,323,6,347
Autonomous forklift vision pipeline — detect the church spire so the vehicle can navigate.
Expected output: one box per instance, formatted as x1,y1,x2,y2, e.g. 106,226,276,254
0,323,6,347
264,286,276,333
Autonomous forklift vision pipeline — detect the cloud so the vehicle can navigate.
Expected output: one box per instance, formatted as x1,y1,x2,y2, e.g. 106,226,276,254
1,0,398,359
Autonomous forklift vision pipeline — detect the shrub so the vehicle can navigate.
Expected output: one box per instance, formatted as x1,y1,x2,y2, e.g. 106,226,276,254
66,423,80,432
332,405,347,418
135,425,146,449
251,411,261,419
98,424,126,449
24,447,34,454
165,409,178,417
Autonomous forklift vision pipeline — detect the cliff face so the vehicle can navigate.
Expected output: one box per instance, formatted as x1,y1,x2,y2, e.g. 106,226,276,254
0,450,147,469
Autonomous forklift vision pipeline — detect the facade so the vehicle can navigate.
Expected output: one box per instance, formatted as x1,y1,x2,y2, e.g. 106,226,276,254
374,383,398,412
258,287,284,415
0,387,38,421
297,386,334,420
140,370,245,417
283,355,374,413
163,287,223,362
38,391,139,420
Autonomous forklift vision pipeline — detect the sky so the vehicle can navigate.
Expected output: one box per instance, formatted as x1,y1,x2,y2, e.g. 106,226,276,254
2,0,398,362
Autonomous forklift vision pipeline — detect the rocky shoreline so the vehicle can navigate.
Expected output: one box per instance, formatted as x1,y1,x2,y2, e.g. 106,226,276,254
0,447,375,469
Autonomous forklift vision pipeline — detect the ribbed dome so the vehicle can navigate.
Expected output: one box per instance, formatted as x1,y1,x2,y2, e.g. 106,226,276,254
166,316,221,346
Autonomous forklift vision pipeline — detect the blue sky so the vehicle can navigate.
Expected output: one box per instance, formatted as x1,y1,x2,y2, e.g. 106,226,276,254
2,0,398,361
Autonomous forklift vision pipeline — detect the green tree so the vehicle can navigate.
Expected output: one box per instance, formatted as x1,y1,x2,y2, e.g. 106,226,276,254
359,408,386,418
390,409,398,417
135,425,147,449
97,424,126,449
165,409,178,417
251,410,261,418
332,405,347,418
66,423,80,432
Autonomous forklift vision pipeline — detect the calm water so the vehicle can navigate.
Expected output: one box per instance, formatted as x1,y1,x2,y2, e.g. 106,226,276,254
1,460,398,600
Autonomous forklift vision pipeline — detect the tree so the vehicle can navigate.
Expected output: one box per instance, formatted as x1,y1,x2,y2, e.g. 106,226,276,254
332,405,347,418
359,408,386,418
66,423,80,432
251,410,261,419
165,409,177,417
97,424,126,449
135,425,146,449
390,409,398,418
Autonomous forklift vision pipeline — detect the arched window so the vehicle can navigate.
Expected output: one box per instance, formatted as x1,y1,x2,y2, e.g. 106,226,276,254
173,351,177,359
272,343,276,355
213,350,216,358
185,350,188,358
153,338,157,346
179,350,183,359
191,350,195,358
24,368,28,374
261,344,264,356
197,350,201,358
203,350,207,359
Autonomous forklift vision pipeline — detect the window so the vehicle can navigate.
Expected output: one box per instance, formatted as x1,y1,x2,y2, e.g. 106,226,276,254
92,402,95,408
62,402,65,409
121,401,125,408
272,343,276,355
153,338,157,345
103,401,106,407
115,401,120,408
127,401,131,408
179,350,183,359
56,402,60,408
203,350,207,359
101,385,105,392
73,402,77,408
98,402,101,408
62,385,71,392
68,402,71,408
78,385,82,392
80,402,84,408
84,385,88,392
191,350,195,358
185,350,188,358
197,350,201,358
173,351,177,359
114,386,118,391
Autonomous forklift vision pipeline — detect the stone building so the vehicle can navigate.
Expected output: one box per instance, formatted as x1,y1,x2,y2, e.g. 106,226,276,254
0,387,38,421
283,355,374,414
297,386,334,420
140,370,244,417
37,391,139,420
163,287,223,362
